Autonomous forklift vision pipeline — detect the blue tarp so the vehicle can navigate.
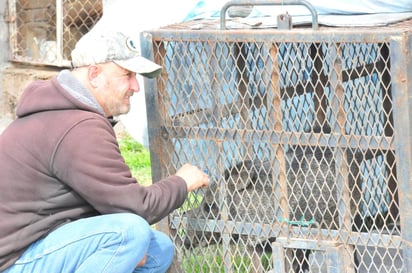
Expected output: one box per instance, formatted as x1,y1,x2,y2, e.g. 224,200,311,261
184,0,412,27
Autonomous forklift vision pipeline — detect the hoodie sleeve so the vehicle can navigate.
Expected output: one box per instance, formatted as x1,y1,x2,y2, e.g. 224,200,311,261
51,116,188,224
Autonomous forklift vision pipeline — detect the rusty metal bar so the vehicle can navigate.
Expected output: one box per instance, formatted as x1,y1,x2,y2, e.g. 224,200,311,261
389,36,412,273
170,216,403,248
163,126,393,151
326,244,350,273
271,242,286,272
141,34,173,239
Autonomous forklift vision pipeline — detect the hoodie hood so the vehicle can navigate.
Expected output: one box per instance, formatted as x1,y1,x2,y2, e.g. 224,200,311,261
16,70,104,118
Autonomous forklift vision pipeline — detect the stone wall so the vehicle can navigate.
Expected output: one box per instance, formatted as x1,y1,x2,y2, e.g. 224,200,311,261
0,65,59,133
1,66,58,116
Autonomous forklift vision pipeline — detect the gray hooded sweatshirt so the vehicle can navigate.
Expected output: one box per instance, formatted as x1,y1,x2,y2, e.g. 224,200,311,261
0,70,187,271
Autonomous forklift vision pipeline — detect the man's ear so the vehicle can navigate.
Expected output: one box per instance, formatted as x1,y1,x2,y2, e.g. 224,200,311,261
87,65,101,88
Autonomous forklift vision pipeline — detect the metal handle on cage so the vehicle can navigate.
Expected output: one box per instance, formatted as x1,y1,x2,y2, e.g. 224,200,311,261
220,0,319,30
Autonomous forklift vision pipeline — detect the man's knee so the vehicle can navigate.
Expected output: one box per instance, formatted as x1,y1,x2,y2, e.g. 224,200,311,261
156,230,174,254
112,213,152,246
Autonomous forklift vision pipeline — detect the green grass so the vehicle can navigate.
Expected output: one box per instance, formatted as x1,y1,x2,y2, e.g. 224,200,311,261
180,245,273,273
118,134,152,186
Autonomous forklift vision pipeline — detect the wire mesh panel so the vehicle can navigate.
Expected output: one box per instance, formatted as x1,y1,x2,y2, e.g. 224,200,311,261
142,18,412,273
8,0,102,66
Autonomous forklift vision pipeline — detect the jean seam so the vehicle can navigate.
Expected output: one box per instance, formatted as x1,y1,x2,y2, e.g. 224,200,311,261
101,231,125,273
15,230,124,266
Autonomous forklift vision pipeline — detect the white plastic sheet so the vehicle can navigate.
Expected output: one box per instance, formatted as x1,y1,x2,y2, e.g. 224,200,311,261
184,0,412,27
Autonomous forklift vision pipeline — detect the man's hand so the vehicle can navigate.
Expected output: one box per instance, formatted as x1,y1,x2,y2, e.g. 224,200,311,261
175,164,210,192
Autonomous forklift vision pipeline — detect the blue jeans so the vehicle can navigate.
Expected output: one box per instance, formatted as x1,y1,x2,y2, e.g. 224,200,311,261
3,213,174,273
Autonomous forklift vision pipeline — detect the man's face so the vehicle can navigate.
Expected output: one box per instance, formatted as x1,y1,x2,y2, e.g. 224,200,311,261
94,62,140,116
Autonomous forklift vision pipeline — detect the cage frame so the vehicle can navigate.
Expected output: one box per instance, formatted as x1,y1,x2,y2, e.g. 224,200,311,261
143,17,412,273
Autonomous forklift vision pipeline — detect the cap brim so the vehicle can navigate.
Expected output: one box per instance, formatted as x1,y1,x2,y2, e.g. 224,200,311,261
114,56,162,78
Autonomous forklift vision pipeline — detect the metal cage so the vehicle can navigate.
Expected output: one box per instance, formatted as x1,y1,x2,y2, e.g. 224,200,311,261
142,4,412,273
8,0,102,67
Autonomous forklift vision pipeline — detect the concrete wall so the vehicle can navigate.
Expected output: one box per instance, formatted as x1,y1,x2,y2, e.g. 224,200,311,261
0,0,10,130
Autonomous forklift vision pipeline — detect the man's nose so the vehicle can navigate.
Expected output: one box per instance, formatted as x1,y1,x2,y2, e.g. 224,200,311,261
131,76,140,93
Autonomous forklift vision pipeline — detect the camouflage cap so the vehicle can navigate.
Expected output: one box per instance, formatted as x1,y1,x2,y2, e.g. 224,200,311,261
71,31,162,78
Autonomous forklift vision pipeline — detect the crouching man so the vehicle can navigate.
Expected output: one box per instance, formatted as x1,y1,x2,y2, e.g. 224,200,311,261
0,28,209,273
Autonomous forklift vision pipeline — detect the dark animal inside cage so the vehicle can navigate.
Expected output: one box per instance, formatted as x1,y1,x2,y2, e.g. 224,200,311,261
182,145,371,272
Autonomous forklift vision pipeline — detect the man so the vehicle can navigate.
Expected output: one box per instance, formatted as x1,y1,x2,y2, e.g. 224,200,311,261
0,29,209,273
